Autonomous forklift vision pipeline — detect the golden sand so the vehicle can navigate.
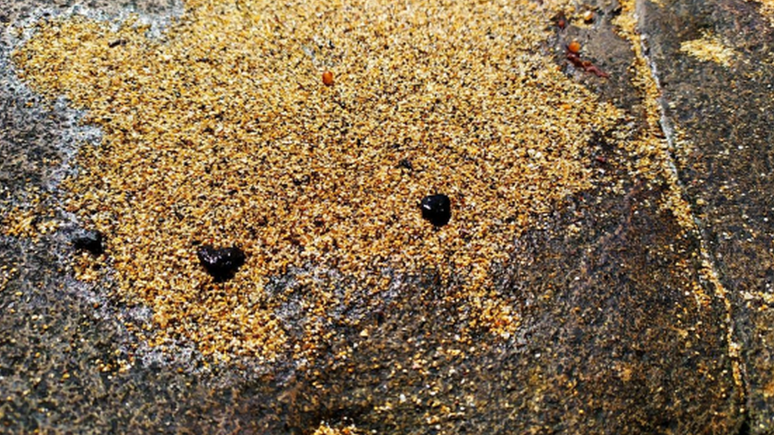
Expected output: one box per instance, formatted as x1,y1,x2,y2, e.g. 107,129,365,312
680,32,736,67
14,0,623,361
755,0,774,27
2,190,60,240
312,422,362,435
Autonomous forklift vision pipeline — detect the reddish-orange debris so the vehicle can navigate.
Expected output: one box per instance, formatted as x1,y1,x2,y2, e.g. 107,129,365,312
322,70,334,86
567,51,609,78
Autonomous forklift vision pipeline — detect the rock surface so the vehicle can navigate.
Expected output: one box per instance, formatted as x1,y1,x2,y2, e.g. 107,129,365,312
0,0,771,433
638,0,774,431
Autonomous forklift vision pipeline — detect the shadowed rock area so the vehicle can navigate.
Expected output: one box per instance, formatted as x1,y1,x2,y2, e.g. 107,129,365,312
638,0,774,432
1,0,770,433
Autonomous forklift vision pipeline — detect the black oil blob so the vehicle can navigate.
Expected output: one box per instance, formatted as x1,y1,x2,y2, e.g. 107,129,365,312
71,229,104,256
419,194,451,227
197,245,246,281
397,158,413,170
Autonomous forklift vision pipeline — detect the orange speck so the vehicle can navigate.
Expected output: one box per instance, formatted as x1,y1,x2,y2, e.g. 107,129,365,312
322,70,334,86
568,40,581,54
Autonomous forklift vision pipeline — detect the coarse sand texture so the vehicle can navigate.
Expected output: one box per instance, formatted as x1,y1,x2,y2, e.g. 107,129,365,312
13,0,624,361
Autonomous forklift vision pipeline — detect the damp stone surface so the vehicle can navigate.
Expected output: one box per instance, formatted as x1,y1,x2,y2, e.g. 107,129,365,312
3,0,774,432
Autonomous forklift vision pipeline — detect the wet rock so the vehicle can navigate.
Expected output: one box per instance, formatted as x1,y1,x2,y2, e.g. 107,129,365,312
1,0,764,432
637,0,774,429
197,245,246,281
419,194,451,227
70,229,104,256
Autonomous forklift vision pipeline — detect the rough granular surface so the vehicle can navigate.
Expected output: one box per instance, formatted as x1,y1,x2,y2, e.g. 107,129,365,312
13,0,623,361
679,31,736,67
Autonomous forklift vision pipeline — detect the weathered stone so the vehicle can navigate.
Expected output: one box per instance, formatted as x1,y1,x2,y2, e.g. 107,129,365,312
637,0,774,432
1,0,770,433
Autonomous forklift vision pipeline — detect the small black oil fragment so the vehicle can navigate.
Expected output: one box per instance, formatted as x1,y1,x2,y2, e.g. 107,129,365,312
398,159,413,170
71,229,104,256
419,194,451,227
197,245,246,281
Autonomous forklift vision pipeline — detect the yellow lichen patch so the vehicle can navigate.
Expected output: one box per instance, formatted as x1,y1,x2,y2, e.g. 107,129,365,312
680,32,736,67
14,0,624,361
